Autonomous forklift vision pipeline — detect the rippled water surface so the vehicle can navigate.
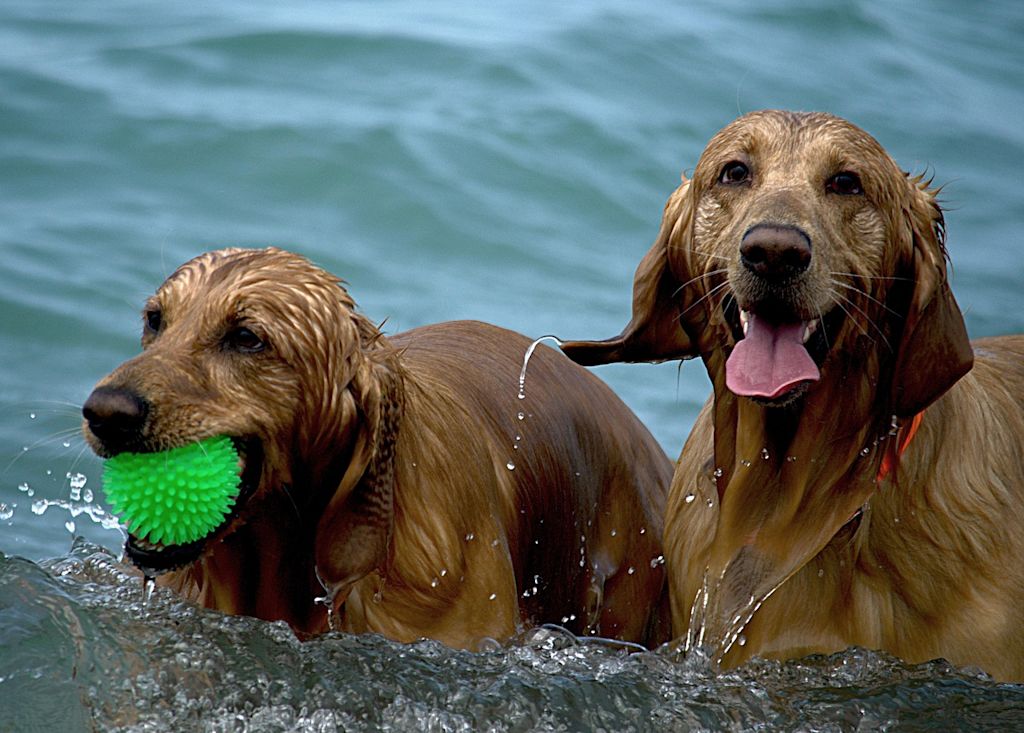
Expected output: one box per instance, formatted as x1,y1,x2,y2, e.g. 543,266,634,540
4,541,1023,732
2,1,1023,729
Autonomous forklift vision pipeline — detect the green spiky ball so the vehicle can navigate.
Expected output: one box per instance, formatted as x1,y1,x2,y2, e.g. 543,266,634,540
103,436,241,546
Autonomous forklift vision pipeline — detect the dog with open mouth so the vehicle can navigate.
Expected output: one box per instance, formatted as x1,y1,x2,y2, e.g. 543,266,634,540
82,247,672,649
561,110,1024,680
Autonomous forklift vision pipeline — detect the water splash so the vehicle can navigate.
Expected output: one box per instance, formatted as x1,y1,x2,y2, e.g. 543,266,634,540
142,575,156,609
684,562,792,665
685,572,711,652
517,335,564,401
314,568,340,631
29,496,125,533
67,471,88,501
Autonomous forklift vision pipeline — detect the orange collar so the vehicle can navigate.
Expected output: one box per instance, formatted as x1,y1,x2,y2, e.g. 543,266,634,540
876,411,924,483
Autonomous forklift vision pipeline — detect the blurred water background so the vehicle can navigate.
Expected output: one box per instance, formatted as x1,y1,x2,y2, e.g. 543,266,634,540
2,1,1023,730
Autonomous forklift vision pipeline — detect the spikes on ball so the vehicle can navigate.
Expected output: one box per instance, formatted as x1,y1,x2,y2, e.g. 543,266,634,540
103,436,242,547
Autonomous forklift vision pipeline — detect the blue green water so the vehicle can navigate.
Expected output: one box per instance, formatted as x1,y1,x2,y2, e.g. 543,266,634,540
2,1,1023,730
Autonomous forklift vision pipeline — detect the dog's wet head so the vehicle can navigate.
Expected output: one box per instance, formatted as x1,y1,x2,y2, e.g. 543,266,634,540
82,247,366,572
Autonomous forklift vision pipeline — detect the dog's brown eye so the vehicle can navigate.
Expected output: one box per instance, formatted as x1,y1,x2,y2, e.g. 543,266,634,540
718,161,751,185
826,171,863,195
144,308,162,334
224,327,266,354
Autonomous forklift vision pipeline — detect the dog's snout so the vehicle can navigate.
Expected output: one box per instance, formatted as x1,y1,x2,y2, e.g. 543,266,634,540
740,225,812,280
82,386,149,451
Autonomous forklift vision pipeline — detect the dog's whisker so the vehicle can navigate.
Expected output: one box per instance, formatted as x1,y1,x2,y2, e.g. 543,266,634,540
830,291,892,352
829,279,900,318
829,271,912,283
815,303,831,352
671,249,732,264
2,427,89,476
670,268,729,301
678,280,731,319
832,288,891,342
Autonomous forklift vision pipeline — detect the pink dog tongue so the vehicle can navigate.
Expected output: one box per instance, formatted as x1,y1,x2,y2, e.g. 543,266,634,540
726,316,820,398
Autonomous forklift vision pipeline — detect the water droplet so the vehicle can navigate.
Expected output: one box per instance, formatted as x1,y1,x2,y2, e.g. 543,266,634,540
516,335,562,403
430,578,439,588
62,441,71,448
83,489,93,503
639,527,646,535
30,500,47,515
860,447,870,456
786,455,797,462
29,413,36,420
740,459,752,467
610,529,617,537
506,461,515,470
761,448,770,460
650,554,665,568
491,538,500,547
0,503,13,520
465,532,475,541
627,566,635,575
713,467,724,478
142,576,156,607
817,568,824,578
373,590,383,604
488,593,497,601
18,483,30,493
737,634,747,647
440,568,448,577
706,498,714,508
684,492,696,504
64,520,75,534
517,412,525,421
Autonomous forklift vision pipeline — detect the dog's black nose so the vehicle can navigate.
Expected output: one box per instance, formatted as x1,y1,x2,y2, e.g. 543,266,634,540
82,386,149,451
740,225,812,280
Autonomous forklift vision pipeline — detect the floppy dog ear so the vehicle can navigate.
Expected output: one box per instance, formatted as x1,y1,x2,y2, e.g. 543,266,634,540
561,181,697,366
889,179,973,418
314,354,403,602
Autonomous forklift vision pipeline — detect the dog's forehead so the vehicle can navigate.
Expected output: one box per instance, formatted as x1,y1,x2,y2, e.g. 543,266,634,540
155,248,349,315
700,110,890,169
